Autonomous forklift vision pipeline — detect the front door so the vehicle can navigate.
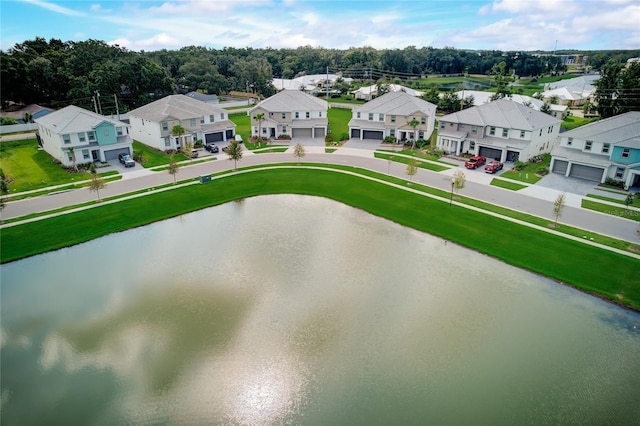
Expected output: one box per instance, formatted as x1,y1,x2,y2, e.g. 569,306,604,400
92,150,99,161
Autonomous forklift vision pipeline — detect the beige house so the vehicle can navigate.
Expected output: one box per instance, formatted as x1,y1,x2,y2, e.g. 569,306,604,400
128,94,236,151
348,91,436,143
248,90,328,139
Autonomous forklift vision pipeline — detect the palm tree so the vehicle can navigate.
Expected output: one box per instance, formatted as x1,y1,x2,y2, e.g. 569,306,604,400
22,112,33,123
67,147,78,172
226,139,243,170
254,113,265,146
172,124,186,150
407,117,420,150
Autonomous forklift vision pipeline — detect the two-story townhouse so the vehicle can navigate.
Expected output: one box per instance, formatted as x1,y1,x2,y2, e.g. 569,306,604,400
550,111,640,187
128,95,236,151
348,91,437,143
249,90,328,139
35,105,132,167
437,99,561,163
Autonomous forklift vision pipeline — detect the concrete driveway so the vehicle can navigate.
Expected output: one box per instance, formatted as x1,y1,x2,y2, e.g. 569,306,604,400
535,173,598,196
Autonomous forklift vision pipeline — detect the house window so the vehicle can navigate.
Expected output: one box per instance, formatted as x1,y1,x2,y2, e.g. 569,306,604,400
63,134,71,144
390,129,395,137
421,116,426,125
78,132,86,142
391,115,396,123
82,149,89,159
368,113,373,121
440,122,445,129
209,115,215,122
282,113,286,119
585,140,592,151
615,167,624,179
162,122,168,131
470,141,475,150
190,118,196,127
622,148,630,158
319,112,322,117
502,128,508,137
164,137,170,147
520,130,525,138
471,125,477,134
262,127,267,134
379,113,383,121
489,127,496,136
567,137,573,146
220,113,224,120
357,112,361,119
602,143,610,154
306,112,310,119
295,112,299,119
419,131,424,139
103,129,109,136
539,129,543,136
67,153,73,162
116,127,123,136
88,131,96,142
282,125,287,132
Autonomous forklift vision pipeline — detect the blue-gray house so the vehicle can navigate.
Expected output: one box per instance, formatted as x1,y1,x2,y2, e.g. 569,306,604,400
550,111,640,189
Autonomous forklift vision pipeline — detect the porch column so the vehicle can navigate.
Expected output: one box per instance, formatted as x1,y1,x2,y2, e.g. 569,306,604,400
565,162,571,178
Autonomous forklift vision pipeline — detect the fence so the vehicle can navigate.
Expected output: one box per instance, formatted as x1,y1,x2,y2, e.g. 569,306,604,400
0,123,38,135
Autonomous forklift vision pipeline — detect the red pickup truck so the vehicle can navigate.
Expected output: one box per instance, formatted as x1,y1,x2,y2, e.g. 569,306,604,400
484,161,504,174
464,155,486,169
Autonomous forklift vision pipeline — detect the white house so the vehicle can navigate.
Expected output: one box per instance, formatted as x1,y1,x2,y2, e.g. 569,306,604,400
437,99,561,163
539,75,599,107
550,111,640,186
348,91,437,142
35,105,133,167
272,74,352,95
248,90,329,139
351,84,424,101
453,90,568,119
128,94,236,151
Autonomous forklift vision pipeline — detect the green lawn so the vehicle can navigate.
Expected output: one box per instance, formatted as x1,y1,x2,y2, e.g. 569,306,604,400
490,178,527,191
229,112,250,144
374,152,449,172
132,141,188,168
3,167,639,311
562,115,599,130
500,154,551,184
0,138,118,193
328,107,352,139
582,199,640,222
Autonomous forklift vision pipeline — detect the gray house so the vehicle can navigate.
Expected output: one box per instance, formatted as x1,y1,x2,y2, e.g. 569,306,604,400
35,105,132,167
437,99,561,163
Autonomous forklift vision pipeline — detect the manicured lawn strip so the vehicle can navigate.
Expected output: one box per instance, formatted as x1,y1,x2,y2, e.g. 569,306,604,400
374,152,449,171
133,141,188,168
325,148,337,153
562,116,599,130
490,178,527,191
582,199,640,222
3,168,638,310
327,107,352,138
254,148,288,153
376,149,454,165
228,112,250,145
586,194,632,206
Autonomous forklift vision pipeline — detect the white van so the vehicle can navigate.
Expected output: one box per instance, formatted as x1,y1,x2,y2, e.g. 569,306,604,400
234,134,243,143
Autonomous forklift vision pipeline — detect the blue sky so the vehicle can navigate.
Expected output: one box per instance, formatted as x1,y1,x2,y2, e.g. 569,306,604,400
1,0,639,52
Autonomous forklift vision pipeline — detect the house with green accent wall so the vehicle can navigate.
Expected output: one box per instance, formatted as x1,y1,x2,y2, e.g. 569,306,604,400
550,111,640,189
35,105,132,167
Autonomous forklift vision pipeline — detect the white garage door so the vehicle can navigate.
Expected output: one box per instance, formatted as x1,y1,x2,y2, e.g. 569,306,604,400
569,164,604,181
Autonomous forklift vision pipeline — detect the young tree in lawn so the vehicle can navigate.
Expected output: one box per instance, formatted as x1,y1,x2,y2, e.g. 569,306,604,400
254,113,265,146
406,157,419,182
553,193,566,225
293,143,305,164
226,139,243,170
183,140,194,161
171,124,186,149
453,169,466,193
407,117,420,150
167,153,179,184
624,193,634,212
88,163,106,202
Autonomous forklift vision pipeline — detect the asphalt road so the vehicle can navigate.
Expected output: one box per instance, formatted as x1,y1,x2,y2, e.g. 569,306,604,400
2,150,639,243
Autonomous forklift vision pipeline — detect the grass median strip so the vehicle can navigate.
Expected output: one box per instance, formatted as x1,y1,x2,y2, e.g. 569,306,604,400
490,178,527,191
374,152,450,172
2,166,639,311
582,199,640,222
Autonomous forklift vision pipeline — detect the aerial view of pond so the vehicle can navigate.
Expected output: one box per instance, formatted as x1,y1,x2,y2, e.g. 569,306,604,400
2,194,639,425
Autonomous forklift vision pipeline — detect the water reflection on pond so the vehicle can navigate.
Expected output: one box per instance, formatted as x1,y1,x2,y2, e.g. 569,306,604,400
2,195,640,425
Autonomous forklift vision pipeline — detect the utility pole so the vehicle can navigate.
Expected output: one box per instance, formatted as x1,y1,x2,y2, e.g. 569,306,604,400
113,93,120,121
92,96,98,114
326,66,329,100
95,91,102,115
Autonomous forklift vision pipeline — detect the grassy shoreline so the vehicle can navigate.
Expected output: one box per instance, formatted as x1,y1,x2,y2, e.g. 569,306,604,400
2,167,639,312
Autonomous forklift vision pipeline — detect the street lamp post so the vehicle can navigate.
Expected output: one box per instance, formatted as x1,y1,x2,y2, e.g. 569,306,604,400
449,178,455,206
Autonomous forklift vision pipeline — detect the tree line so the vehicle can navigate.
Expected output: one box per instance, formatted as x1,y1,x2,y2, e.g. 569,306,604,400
1,37,639,114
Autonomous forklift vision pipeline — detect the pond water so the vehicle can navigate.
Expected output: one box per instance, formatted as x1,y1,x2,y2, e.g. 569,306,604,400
2,195,640,425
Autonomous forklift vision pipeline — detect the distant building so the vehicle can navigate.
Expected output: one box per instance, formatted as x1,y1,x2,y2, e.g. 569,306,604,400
351,84,423,101
1,104,54,123
453,90,568,119
272,74,352,96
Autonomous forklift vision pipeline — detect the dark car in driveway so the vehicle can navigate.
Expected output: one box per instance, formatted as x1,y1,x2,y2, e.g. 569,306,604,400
118,153,135,167
205,143,219,153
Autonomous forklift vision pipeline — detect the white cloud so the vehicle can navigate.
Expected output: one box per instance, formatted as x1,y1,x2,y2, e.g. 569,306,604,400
109,33,183,51
90,4,112,13
20,0,85,16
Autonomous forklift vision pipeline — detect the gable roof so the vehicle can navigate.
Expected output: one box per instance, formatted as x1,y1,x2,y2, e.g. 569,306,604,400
250,90,328,113
439,98,560,130
560,111,640,148
352,84,424,98
128,94,227,122
452,90,566,113
35,105,125,133
353,91,436,116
